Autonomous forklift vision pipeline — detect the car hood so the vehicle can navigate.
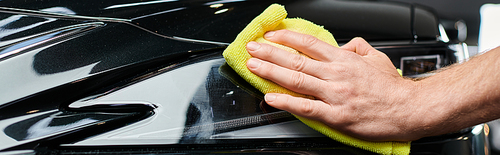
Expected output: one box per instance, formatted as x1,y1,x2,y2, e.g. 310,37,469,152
0,0,439,44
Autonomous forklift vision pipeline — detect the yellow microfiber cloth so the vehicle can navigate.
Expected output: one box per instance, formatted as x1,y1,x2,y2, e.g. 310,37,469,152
222,4,410,155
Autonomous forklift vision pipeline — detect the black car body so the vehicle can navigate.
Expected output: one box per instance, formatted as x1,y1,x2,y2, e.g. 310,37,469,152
0,0,487,154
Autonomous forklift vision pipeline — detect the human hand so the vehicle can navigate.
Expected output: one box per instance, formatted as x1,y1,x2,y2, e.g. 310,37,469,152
245,30,424,141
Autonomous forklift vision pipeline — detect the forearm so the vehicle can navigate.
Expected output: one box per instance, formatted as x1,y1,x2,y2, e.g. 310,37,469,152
413,46,500,137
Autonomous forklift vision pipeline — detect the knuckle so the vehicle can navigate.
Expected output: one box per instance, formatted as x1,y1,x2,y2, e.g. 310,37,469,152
290,55,307,71
277,29,288,36
261,63,275,76
261,45,292,61
335,84,355,96
330,65,349,75
301,35,319,47
331,107,353,126
342,51,358,59
252,61,270,77
290,72,306,89
263,44,278,56
299,100,317,117
273,30,289,41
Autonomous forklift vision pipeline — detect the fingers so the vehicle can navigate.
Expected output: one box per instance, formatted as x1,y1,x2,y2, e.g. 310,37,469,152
246,41,327,78
247,58,327,97
265,93,332,121
263,30,340,62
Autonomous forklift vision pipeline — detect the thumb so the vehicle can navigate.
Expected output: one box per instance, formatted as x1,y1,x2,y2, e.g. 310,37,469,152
340,37,374,56
342,38,399,75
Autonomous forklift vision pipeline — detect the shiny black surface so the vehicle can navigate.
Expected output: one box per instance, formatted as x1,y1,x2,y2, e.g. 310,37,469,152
0,0,445,104
0,0,484,154
30,53,483,154
0,0,439,43
1,51,480,154
4,110,140,141
7,51,473,154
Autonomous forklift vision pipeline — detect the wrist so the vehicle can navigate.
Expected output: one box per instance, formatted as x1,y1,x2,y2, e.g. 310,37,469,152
409,79,442,138
395,78,436,140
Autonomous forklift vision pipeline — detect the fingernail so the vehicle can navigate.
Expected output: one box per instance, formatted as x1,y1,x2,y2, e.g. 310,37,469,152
265,94,276,102
246,41,261,51
264,31,275,38
247,58,261,69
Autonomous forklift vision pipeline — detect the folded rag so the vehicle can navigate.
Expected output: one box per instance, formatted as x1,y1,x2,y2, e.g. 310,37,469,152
222,4,410,155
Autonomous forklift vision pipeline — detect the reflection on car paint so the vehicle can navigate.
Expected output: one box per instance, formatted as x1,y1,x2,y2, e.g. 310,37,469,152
24,116,97,139
104,0,178,10
0,22,103,60
69,55,290,145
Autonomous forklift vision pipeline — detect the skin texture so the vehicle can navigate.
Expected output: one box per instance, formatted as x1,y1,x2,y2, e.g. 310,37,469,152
245,29,500,141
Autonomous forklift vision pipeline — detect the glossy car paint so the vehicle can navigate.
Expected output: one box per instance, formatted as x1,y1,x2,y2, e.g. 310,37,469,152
0,0,486,154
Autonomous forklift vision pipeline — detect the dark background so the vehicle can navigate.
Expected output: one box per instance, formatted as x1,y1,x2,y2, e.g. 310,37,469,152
391,0,500,46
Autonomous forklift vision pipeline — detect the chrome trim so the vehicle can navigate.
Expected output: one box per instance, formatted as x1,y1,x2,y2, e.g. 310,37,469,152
463,42,470,60
472,124,490,155
438,24,450,43
449,42,470,63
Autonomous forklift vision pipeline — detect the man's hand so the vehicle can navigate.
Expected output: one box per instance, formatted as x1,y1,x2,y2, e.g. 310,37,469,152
245,30,423,141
